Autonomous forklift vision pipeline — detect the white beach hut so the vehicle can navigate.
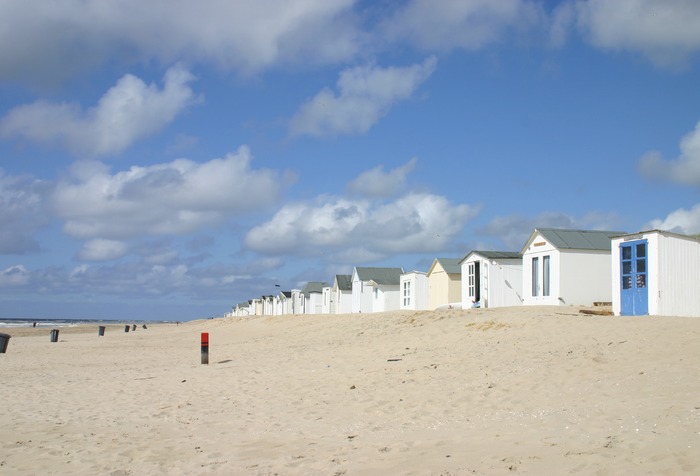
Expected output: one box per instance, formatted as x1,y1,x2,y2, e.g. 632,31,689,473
611,230,700,317
400,271,429,310
321,286,334,314
333,275,353,314
290,289,303,314
302,282,327,314
351,267,404,313
262,295,274,315
460,251,523,309
235,301,250,317
521,228,624,306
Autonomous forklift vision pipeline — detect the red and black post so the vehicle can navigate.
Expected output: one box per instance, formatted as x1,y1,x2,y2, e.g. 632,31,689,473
201,332,209,365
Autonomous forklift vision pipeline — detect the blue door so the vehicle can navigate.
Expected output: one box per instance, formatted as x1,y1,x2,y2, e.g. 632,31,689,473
620,240,649,315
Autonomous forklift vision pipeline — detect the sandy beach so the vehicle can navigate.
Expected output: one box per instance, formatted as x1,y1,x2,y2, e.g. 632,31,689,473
1,306,699,475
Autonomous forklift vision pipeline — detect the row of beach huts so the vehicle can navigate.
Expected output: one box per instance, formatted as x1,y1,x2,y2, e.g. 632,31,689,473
228,228,700,318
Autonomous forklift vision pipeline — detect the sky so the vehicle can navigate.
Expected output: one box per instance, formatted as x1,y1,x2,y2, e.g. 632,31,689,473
1,0,700,321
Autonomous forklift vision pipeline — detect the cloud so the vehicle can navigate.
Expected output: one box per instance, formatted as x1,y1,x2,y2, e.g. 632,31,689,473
381,0,541,51
647,203,700,235
0,265,31,286
347,157,418,198
0,258,278,303
245,191,478,262
77,239,129,262
549,1,576,48
0,0,359,84
289,57,437,137
638,120,700,186
0,171,51,254
477,211,625,250
0,65,198,158
477,212,576,250
52,145,293,241
575,0,700,67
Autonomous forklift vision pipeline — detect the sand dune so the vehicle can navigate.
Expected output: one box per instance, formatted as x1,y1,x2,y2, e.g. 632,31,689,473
2,306,699,475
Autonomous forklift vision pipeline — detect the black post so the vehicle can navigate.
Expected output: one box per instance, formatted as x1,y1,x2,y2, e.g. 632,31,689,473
0,333,10,353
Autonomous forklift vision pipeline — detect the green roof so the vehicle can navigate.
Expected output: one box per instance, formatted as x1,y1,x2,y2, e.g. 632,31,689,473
354,267,404,285
525,228,626,252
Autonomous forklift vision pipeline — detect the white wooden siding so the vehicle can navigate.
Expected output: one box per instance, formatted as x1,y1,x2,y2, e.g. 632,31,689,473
400,272,428,310
613,232,700,317
522,231,613,306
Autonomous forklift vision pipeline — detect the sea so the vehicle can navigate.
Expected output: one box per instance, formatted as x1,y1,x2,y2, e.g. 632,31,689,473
0,318,179,329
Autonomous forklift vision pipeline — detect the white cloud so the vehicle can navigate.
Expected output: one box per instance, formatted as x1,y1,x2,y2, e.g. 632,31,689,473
52,146,293,240
647,203,700,235
477,211,625,250
347,157,418,198
549,1,576,48
245,192,478,262
638,120,700,186
575,0,700,66
0,265,31,286
0,0,359,84
77,239,129,262
0,65,198,158
0,171,51,254
289,57,437,137
382,0,541,51
478,212,575,250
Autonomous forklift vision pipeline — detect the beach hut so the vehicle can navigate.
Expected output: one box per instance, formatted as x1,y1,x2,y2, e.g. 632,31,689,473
273,291,292,315
611,230,700,317
351,267,404,313
400,271,429,310
290,289,303,314
460,251,523,309
427,258,462,309
333,274,352,314
521,228,624,306
262,295,275,315
250,297,263,316
234,301,250,317
302,281,327,314
321,285,334,314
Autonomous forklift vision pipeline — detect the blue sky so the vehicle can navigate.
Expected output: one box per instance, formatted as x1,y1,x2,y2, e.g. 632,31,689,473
1,0,700,320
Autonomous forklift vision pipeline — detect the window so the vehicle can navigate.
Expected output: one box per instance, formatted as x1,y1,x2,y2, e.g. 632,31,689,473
542,255,550,297
468,263,476,298
532,257,539,296
403,281,411,306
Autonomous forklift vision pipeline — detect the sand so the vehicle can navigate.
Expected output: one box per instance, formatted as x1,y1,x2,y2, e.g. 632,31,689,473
1,306,699,475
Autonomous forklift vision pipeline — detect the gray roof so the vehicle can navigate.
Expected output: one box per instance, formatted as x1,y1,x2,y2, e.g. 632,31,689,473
525,228,626,252
618,229,700,243
302,281,327,295
461,250,522,263
280,291,292,298
355,267,404,285
335,274,352,291
432,258,462,275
